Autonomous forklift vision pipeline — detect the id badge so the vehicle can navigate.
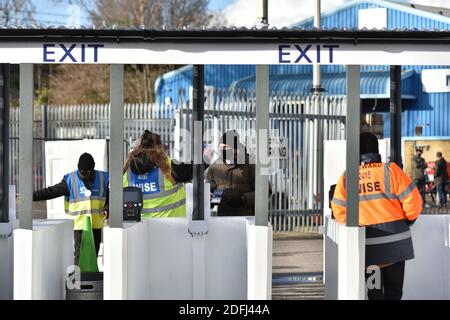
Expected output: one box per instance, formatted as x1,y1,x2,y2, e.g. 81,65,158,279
211,189,224,204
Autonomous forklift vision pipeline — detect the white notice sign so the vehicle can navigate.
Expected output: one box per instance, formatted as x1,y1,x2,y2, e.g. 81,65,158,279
421,69,450,93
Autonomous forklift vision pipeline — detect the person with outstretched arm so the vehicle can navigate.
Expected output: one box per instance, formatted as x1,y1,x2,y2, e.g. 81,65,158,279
33,153,109,265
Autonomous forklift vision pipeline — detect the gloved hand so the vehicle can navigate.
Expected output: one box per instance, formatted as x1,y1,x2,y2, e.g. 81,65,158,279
222,188,243,207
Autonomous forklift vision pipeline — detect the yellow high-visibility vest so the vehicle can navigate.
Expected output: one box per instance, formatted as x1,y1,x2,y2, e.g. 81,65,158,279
64,170,108,230
123,158,186,218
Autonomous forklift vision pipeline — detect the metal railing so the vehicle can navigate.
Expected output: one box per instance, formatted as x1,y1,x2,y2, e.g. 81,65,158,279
175,90,346,232
9,92,347,232
9,104,175,192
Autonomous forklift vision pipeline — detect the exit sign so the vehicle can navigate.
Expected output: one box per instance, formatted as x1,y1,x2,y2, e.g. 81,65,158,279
421,69,450,93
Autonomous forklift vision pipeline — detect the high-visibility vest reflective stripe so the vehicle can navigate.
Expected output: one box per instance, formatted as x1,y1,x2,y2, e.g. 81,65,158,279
64,170,109,230
364,219,415,265
333,163,416,207
331,162,422,265
123,158,186,218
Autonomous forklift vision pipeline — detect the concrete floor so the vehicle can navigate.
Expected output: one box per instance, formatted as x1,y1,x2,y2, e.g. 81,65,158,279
272,232,325,300
273,233,323,274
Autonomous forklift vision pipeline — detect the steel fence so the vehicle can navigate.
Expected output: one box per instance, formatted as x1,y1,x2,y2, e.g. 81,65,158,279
175,90,347,232
9,92,351,232
9,104,175,192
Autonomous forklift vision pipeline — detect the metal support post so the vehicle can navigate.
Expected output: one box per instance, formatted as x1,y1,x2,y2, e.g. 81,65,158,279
390,66,402,167
18,64,33,230
345,65,360,227
255,65,270,227
109,64,124,228
1,64,10,223
192,65,204,221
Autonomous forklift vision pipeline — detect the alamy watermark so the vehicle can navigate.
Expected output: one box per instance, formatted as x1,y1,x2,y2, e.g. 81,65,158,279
169,124,288,176
66,265,81,290
366,265,381,290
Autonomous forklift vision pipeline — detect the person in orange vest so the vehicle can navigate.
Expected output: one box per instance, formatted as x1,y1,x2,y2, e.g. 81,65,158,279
331,132,422,300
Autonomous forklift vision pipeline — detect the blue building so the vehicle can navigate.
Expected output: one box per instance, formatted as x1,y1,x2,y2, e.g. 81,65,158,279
155,0,450,138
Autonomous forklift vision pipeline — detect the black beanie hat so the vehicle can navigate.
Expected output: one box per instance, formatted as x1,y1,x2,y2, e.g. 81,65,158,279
78,153,95,171
360,132,379,155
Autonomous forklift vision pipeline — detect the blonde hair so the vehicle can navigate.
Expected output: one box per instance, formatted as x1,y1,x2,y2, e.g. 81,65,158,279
123,131,175,185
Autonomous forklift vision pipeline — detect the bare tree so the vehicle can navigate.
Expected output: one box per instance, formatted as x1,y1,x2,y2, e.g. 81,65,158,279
0,0,35,26
68,0,213,28
86,0,215,102
46,0,227,103
47,64,110,104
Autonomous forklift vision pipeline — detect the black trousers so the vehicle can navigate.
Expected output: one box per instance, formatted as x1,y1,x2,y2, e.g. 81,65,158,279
365,261,405,300
413,179,426,203
73,229,102,266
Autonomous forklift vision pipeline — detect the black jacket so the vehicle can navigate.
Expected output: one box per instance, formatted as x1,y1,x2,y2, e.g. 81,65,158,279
129,154,208,183
413,155,427,181
33,179,70,201
435,157,448,186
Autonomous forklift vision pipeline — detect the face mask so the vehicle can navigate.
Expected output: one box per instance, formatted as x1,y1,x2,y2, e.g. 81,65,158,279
78,169,95,182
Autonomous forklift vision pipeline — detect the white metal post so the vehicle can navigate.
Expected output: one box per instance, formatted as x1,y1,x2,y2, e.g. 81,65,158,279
109,64,124,228
338,65,365,300
19,64,33,230
174,110,181,160
346,65,360,228
313,0,321,91
255,65,270,227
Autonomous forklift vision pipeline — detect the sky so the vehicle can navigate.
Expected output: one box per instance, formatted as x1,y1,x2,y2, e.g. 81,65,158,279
32,0,90,26
222,0,450,27
31,0,450,27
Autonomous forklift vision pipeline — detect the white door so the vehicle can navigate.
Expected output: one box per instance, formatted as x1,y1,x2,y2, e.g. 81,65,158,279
44,139,108,220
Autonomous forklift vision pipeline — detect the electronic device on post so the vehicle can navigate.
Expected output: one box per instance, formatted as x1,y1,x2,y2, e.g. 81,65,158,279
123,186,143,222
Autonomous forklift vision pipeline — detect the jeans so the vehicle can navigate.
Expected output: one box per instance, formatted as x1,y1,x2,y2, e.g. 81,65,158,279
413,179,426,203
365,261,405,300
436,183,447,207
73,229,102,266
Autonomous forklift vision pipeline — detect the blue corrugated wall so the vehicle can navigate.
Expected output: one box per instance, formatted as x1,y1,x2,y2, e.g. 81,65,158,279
292,0,450,139
155,0,450,137
155,65,255,105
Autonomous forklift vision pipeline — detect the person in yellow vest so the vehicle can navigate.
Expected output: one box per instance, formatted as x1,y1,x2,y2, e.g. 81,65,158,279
123,130,210,218
33,153,109,265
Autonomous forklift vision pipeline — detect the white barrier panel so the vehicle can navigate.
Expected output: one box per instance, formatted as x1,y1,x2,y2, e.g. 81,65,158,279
324,216,366,300
0,223,14,300
403,215,450,300
337,225,365,300
0,187,17,300
247,222,273,300
103,226,126,300
326,215,450,300
105,181,272,300
13,220,73,300
104,217,272,300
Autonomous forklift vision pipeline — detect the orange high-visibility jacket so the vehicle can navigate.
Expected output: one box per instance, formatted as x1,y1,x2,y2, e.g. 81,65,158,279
331,161,422,266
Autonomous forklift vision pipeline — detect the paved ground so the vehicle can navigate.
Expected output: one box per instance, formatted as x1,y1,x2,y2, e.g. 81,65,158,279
272,232,323,274
272,232,325,300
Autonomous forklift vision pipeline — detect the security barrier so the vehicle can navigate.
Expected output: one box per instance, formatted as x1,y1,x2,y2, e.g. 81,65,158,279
9,94,346,231
13,219,73,300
